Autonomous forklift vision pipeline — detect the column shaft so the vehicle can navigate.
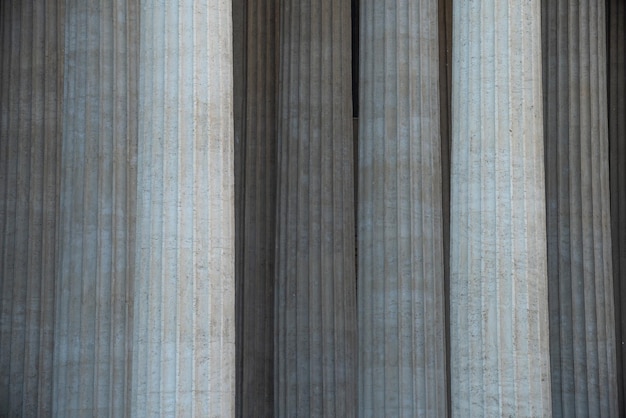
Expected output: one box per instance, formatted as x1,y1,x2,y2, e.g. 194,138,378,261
237,0,279,416
358,0,446,416
0,1,63,416
131,0,235,415
609,0,626,414
53,1,137,415
450,0,552,416
275,0,357,415
542,1,618,416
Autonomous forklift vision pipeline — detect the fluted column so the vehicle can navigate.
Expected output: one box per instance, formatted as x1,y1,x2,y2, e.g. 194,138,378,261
542,1,618,416
358,0,446,416
275,0,356,415
131,0,235,416
609,0,626,414
236,0,279,416
450,0,552,416
0,1,63,416
53,1,136,415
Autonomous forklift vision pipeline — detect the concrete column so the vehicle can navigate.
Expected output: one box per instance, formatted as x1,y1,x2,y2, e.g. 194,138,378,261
131,0,235,416
542,1,618,416
358,0,446,416
235,0,279,416
0,1,63,416
275,0,356,415
53,1,137,415
450,0,552,416
609,0,626,414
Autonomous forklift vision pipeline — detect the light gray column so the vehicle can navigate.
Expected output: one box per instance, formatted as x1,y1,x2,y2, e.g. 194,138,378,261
542,1,618,416
275,0,356,415
131,0,235,416
0,1,63,416
236,0,279,416
609,0,626,414
358,0,446,416
53,1,136,415
450,0,552,416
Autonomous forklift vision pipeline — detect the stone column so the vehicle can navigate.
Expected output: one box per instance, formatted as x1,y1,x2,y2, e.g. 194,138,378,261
131,0,235,416
235,0,279,416
358,0,446,416
542,0,618,416
275,0,356,415
52,1,137,415
609,0,626,414
450,0,552,416
0,1,63,416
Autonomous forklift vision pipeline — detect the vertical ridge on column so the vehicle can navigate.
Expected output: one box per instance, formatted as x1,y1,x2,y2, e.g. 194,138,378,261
450,0,552,416
358,0,447,416
53,0,136,415
275,0,356,415
609,0,626,414
132,0,235,415
542,0,618,416
0,1,63,416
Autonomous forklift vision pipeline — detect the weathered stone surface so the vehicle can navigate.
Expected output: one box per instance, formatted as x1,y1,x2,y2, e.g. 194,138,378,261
131,0,235,415
0,1,63,416
52,1,137,415
609,0,626,414
275,0,357,415
450,0,552,416
542,1,618,416
358,0,447,416
234,0,279,416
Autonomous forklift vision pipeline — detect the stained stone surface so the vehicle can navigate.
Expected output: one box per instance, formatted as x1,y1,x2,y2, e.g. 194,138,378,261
275,0,357,415
609,0,626,415
450,0,552,416
52,1,137,415
234,0,279,416
358,0,447,416
0,1,63,416
131,0,235,415
542,1,618,416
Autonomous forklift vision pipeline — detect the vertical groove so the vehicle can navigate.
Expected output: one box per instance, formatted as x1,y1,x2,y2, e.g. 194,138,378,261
53,1,135,416
132,0,235,415
450,0,552,416
357,0,447,416
275,0,356,415
608,0,626,415
543,0,618,416
0,1,63,416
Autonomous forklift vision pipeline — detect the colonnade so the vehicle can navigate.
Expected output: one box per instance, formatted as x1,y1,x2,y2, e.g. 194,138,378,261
1,0,625,416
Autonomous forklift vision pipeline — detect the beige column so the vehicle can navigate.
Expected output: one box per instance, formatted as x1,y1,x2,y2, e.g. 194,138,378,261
275,0,357,415
358,0,447,416
52,1,137,415
234,0,279,416
131,0,235,415
542,0,618,416
450,0,552,416
609,0,626,414
0,1,63,416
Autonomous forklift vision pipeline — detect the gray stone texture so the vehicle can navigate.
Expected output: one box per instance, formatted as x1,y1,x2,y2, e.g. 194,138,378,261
52,1,137,415
275,0,357,415
450,0,552,416
131,0,236,415
0,1,63,416
542,0,619,416
358,0,447,415
234,0,279,416
609,0,626,414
